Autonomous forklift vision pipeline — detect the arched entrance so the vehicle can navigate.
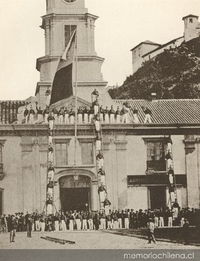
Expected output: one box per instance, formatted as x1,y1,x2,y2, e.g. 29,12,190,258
59,175,91,212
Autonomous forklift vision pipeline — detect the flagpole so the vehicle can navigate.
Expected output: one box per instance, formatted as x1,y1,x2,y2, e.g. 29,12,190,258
74,31,78,168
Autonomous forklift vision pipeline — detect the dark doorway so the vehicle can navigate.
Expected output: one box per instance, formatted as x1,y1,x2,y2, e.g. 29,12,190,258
0,190,3,215
149,186,166,210
60,188,90,212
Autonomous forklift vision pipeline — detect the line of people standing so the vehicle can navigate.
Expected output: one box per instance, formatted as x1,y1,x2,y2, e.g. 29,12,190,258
19,97,153,125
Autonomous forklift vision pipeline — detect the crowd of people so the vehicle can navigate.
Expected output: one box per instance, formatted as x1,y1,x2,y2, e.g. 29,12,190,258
17,89,153,125
0,206,197,236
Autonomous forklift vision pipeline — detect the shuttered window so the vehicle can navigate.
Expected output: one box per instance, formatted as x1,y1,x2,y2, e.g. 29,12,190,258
146,141,166,172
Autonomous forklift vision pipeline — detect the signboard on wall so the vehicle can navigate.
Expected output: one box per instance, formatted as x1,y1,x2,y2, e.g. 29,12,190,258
127,175,187,186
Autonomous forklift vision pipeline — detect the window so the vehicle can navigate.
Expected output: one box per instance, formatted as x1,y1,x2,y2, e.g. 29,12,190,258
146,140,166,172
189,18,193,23
65,25,77,47
55,142,69,166
80,142,94,165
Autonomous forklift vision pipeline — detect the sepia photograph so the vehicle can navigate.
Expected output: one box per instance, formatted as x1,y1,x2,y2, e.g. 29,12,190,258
0,0,200,260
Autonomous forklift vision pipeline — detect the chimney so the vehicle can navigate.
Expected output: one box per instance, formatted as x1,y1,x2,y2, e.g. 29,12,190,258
151,93,157,101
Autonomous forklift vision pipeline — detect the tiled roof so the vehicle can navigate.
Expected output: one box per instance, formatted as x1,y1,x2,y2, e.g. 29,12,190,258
1,98,200,125
182,14,199,20
130,40,161,51
0,101,26,124
143,40,160,45
142,36,183,58
114,99,200,124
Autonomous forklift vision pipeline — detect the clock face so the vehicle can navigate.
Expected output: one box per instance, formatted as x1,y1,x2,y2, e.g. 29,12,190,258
64,0,76,3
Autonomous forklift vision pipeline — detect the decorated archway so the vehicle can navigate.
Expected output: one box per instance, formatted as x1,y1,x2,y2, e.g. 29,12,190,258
60,175,91,211
54,169,99,211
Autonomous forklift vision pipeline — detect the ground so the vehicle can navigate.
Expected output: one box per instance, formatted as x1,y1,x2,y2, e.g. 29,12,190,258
0,230,199,249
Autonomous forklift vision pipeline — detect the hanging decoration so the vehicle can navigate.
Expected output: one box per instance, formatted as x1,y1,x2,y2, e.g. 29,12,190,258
46,112,55,215
165,136,177,205
91,90,110,209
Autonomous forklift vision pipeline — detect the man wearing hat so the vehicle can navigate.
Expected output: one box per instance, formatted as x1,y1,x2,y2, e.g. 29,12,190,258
142,106,152,123
91,89,99,103
26,214,33,237
183,219,190,245
29,105,35,124
23,104,29,124
147,218,156,244
9,216,17,242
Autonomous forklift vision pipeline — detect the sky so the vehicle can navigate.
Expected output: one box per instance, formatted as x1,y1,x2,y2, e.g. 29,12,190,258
0,0,200,100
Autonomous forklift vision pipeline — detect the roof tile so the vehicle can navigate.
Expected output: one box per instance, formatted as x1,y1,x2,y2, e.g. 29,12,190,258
114,99,200,124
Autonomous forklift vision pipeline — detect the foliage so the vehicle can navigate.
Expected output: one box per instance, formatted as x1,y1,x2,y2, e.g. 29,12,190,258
109,37,200,100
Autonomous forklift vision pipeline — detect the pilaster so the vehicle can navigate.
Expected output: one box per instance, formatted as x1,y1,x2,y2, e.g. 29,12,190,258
50,19,55,55
184,136,199,208
45,22,50,55
91,180,99,211
38,137,48,212
110,138,118,209
21,137,34,213
115,139,128,209
195,138,200,208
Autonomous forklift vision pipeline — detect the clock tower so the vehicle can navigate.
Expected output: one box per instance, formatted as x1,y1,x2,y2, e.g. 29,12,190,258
46,0,86,15
36,0,110,108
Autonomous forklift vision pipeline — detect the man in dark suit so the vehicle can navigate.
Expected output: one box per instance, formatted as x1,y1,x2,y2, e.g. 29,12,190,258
147,218,156,244
26,214,33,238
10,216,17,242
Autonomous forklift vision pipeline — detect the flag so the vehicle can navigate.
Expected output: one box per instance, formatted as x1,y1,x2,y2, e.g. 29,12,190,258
50,29,76,105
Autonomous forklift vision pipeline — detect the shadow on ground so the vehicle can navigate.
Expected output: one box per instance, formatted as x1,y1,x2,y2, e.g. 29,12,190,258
103,227,200,247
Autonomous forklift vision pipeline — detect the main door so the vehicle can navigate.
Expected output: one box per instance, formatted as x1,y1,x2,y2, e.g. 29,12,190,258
149,186,166,210
60,188,90,212
59,175,91,212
